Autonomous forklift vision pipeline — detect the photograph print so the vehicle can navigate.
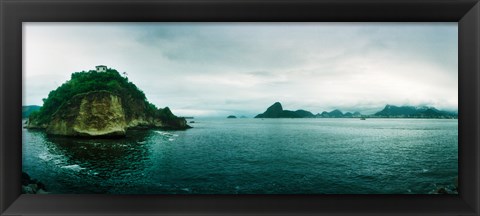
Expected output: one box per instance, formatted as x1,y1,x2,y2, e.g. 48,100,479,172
22,22,458,194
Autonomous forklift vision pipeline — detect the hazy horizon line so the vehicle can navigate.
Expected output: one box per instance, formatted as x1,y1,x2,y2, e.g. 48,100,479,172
22,101,458,118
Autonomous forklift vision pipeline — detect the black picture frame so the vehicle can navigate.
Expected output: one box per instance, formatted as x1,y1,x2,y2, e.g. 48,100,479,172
1,0,479,215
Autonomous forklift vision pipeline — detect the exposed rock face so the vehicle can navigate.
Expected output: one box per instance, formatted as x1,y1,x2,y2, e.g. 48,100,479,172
46,91,127,137
39,90,190,137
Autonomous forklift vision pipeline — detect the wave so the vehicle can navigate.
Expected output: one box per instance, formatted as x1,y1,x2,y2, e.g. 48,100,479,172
155,131,178,137
61,164,86,172
155,131,178,141
38,153,65,165
38,152,61,161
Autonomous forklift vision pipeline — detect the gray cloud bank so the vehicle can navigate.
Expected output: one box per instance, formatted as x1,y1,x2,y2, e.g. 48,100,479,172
24,23,458,117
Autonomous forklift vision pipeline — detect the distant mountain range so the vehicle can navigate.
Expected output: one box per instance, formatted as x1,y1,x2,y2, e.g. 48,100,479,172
373,104,457,118
22,105,41,119
25,102,458,120
255,102,457,119
317,110,362,118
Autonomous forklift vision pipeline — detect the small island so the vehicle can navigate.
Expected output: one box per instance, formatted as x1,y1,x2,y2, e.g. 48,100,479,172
227,115,237,119
26,66,191,137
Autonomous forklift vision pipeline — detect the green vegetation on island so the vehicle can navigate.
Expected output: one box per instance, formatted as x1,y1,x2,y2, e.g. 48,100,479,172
227,115,237,118
27,67,190,137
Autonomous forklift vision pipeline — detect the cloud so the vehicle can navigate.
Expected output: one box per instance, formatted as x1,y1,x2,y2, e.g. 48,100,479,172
23,22,458,117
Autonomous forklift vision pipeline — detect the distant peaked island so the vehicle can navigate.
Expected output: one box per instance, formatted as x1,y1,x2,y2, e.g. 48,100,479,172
26,66,191,137
255,102,457,119
227,115,237,118
254,102,315,118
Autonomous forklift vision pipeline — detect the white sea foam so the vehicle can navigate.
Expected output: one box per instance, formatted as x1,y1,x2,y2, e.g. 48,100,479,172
155,131,177,137
38,153,51,161
61,164,86,172
53,159,63,165
38,153,60,162
39,153,65,166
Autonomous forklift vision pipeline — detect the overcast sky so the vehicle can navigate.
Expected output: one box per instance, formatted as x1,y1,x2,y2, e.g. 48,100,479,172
23,22,458,117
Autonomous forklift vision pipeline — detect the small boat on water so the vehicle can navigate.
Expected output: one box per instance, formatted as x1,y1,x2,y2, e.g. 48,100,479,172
360,117,366,120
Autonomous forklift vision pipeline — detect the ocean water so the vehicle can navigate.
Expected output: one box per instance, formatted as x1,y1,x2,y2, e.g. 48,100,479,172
22,118,458,194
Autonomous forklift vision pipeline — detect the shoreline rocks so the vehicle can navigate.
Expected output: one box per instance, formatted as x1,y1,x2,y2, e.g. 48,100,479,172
22,172,49,194
430,177,458,194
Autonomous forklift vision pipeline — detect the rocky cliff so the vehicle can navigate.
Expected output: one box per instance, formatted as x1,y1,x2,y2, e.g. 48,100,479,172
42,90,189,137
46,91,127,137
26,68,190,137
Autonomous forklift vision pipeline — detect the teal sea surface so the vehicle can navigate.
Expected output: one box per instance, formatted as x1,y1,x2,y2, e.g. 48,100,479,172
22,118,458,194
